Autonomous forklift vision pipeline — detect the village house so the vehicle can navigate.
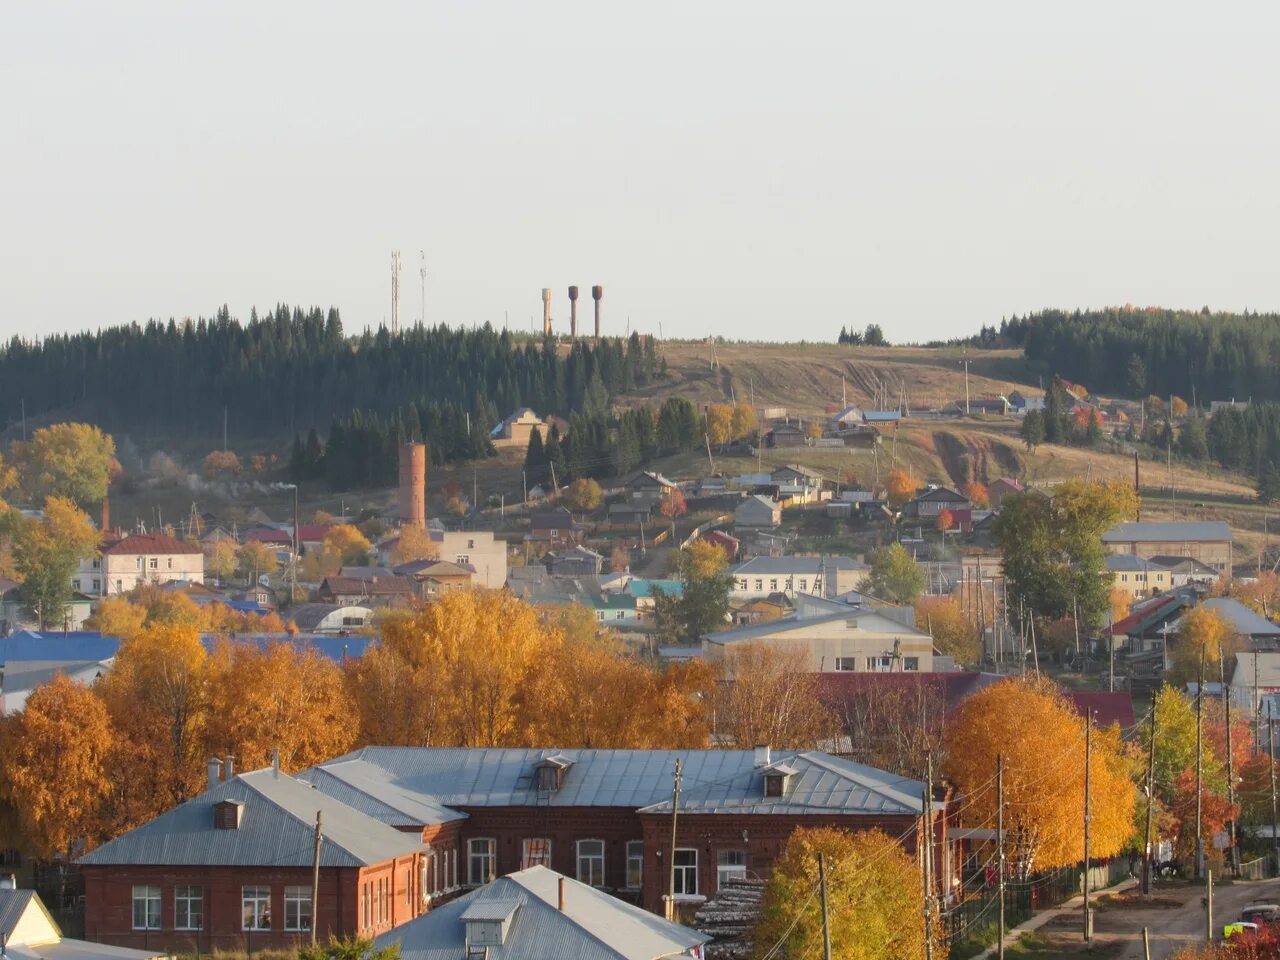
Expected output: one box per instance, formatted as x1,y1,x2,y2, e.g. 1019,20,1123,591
901,486,969,521
1106,555,1172,603
1147,555,1221,588
528,506,582,545
702,598,937,673
0,577,93,636
627,471,678,504
80,745,943,951
734,495,782,530
729,556,869,600
985,477,1025,510
606,502,652,527
701,529,741,562
764,422,806,448
317,575,417,608
489,408,550,449
376,867,709,960
1101,521,1233,579
392,560,475,597
377,525,507,590
75,533,205,598
544,545,605,577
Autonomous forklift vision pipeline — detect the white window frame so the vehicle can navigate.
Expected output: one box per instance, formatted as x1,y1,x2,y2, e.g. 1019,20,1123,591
132,885,161,931
284,885,312,932
174,885,202,931
576,839,606,887
834,657,857,672
522,838,553,869
468,838,496,885
673,849,698,896
717,850,747,889
904,657,920,672
625,840,644,890
868,656,893,672
241,885,271,930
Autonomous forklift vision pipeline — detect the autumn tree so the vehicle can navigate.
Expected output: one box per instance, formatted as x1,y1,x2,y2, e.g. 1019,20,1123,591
344,643,452,747
706,404,735,447
204,641,356,772
962,481,990,509
824,675,948,777
1167,606,1243,687
672,539,729,581
84,595,148,639
753,827,943,960
669,540,733,640
237,541,278,584
96,623,209,833
806,421,824,441
10,422,120,507
658,487,687,529
319,524,372,572
710,644,837,750
866,543,924,604
915,596,980,664
731,403,757,441
935,508,955,533
202,450,243,478
0,673,113,857
204,538,238,583
885,468,919,509
609,543,631,573
1170,395,1189,418
946,676,1136,876
13,496,100,628
561,477,603,514
389,524,439,565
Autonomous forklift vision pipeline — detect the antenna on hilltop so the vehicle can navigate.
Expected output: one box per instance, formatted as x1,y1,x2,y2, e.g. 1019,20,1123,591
390,251,402,335
419,251,426,327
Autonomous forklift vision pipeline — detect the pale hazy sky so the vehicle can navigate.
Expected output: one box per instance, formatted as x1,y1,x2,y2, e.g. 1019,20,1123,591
3,2,1277,343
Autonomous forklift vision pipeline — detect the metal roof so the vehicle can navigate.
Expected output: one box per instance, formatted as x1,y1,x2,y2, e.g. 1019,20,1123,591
297,763,467,828
1102,521,1232,543
1232,652,1280,689
731,556,866,576
79,769,424,867
198,633,377,662
702,608,927,646
0,889,40,938
640,751,924,816
1201,598,1280,637
1105,555,1169,572
0,632,120,663
375,867,709,960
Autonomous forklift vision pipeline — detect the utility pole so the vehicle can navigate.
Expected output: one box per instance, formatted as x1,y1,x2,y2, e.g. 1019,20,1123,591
1144,704,1158,898
818,853,832,960
997,754,1005,960
704,432,715,473
959,354,971,415
1270,704,1278,873
1222,657,1238,874
310,811,323,944
1195,646,1205,879
1205,869,1213,943
1083,711,1093,942
666,759,683,922
922,751,935,960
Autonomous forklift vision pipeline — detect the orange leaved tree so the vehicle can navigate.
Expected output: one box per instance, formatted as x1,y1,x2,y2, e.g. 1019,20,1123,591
885,468,919,508
946,676,1136,877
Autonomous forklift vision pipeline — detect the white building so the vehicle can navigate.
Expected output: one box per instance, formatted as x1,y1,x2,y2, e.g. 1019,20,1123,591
75,533,205,598
729,556,869,600
376,524,509,590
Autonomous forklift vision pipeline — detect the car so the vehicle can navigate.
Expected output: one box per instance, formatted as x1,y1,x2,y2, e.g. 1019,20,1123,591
1241,903,1280,924
1224,921,1259,939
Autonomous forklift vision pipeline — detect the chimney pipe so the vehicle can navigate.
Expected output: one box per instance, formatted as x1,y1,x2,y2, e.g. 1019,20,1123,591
100,495,110,533
592,285,603,339
271,747,281,778
223,756,234,780
558,877,566,912
568,286,579,339
754,744,771,768
207,758,223,791
541,288,553,337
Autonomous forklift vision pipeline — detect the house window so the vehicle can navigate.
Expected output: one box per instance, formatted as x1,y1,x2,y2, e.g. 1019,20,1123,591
904,657,920,672
615,611,625,620
92,578,101,592
834,657,857,671
135,557,143,569
167,558,173,569
132,885,161,930
456,555,470,567
115,579,123,592
754,579,763,591
1120,574,1128,583
769,579,778,591
868,656,893,672
549,529,558,538
469,838,496,885
626,841,644,890
467,539,476,549
738,579,748,590
284,886,312,932
597,611,605,621
522,838,552,869
673,849,698,896
717,850,747,889
175,885,203,931
242,886,271,930
798,579,807,592
577,839,605,887
342,616,364,626
92,558,101,569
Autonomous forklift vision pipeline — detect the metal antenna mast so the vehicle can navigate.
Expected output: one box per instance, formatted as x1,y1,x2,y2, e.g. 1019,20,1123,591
419,250,426,326
390,250,402,335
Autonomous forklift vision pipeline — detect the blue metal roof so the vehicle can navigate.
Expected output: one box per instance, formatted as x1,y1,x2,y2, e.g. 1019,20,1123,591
0,632,121,664
198,633,377,662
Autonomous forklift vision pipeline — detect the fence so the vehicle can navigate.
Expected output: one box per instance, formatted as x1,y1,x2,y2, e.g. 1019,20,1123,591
1240,856,1271,881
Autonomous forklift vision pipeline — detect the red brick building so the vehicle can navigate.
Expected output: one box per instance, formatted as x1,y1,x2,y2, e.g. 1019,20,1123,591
81,747,943,952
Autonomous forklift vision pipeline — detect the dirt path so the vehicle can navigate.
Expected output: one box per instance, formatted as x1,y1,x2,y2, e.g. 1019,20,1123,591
1087,879,1280,958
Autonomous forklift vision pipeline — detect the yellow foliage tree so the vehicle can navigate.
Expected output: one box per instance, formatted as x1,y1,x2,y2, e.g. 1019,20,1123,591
0,673,113,857
13,496,101,628
96,623,209,833
915,596,980,664
10,423,120,506
389,525,439,566
203,641,356,772
204,538,238,582
1167,606,1242,687
319,524,372,573
673,539,729,581
237,541,279,583
201,450,242,478
710,644,838,749
1170,396,1189,418
84,595,148,639
945,676,1136,876
344,643,453,747
962,481,990,509
753,827,943,960
731,403,758,440
706,404,735,447
885,468,919,508
562,478,604,514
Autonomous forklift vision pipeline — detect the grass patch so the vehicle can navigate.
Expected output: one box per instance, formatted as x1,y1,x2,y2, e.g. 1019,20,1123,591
1006,931,1123,958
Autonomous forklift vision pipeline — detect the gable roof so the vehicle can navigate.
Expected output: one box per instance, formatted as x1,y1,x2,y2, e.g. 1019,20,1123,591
1102,521,1232,544
913,486,967,503
377,867,709,960
0,632,121,663
817,671,1004,716
1063,691,1137,731
102,533,201,556
702,607,928,646
320,575,417,597
631,471,675,489
1105,555,1170,573
79,769,424,867
1200,597,1280,638
731,556,867,576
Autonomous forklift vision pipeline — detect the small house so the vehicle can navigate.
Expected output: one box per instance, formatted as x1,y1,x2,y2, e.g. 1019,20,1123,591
490,408,549,448
765,422,807,448
544,545,605,577
735,495,782,530
628,471,678,503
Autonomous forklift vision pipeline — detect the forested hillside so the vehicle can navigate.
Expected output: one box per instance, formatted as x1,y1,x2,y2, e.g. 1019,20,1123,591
1018,306,1280,402
0,305,660,445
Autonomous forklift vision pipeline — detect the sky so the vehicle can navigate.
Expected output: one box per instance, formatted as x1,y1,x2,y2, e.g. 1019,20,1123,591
3,1,1278,344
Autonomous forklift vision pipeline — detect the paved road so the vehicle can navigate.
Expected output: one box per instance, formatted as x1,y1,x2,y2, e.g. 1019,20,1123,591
1095,878,1280,959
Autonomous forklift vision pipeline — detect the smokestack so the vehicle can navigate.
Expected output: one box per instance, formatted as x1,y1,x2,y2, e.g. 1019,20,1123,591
558,877,566,911
592,285,603,338
568,286,579,339
398,443,427,529
100,495,109,533
271,747,280,778
223,756,234,780
207,758,222,791
541,288,553,337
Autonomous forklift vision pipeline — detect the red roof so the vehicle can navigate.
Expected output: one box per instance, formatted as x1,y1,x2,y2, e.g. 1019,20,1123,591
1064,691,1137,731
103,533,202,556
296,524,333,543
816,671,1005,715
243,529,293,545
